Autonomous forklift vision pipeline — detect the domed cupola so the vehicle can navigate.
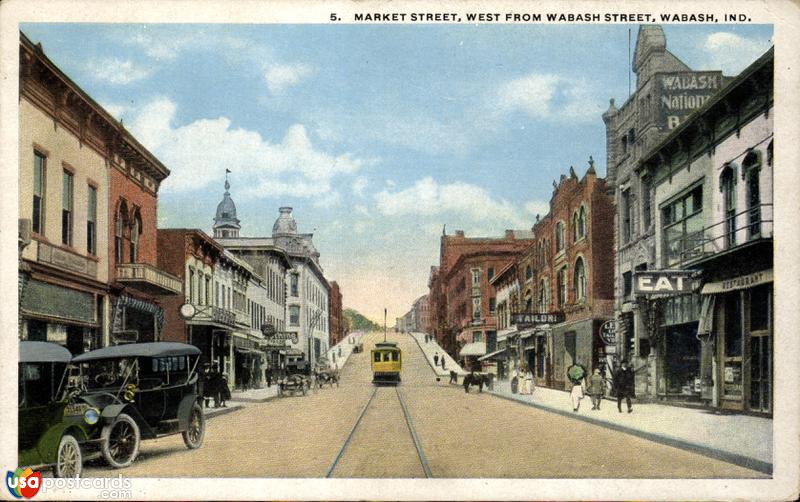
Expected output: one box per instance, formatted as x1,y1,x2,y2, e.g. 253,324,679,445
272,207,298,236
213,175,241,238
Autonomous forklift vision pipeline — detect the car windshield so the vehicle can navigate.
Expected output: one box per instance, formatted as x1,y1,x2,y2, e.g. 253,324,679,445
82,357,137,391
19,362,66,408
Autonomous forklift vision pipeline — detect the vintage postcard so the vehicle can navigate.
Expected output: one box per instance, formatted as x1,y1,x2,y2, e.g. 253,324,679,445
1,0,798,500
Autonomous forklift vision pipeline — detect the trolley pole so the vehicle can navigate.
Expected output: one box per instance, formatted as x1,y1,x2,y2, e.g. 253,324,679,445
384,308,387,342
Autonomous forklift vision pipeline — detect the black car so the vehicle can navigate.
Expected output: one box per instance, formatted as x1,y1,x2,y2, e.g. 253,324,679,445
71,342,206,469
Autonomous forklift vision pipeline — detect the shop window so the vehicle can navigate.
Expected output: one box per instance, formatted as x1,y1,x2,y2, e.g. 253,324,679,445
750,284,770,332
724,293,743,357
662,184,703,266
62,170,73,246
33,151,46,234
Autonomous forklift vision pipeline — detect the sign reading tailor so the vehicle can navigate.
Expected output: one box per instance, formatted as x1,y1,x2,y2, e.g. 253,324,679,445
658,71,723,130
511,312,565,326
634,270,696,295
599,320,617,345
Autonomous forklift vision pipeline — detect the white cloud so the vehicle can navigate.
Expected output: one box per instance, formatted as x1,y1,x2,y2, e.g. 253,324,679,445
85,57,152,85
352,177,369,197
127,98,366,199
703,32,772,75
495,73,603,123
375,176,529,228
265,63,314,94
524,200,550,219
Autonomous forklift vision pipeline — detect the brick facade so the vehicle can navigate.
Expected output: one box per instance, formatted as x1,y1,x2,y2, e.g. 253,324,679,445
328,281,345,346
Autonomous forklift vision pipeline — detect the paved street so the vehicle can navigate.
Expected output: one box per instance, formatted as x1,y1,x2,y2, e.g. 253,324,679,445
84,332,766,478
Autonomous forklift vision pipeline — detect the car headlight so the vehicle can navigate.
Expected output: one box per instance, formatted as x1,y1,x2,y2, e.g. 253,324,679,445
83,407,100,425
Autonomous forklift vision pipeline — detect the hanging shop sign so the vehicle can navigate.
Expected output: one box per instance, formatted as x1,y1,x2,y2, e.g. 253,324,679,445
599,320,617,346
266,331,299,344
511,312,565,326
633,270,697,295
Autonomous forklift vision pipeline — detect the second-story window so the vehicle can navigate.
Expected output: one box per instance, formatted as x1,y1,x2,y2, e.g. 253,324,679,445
33,151,46,234
87,185,97,255
621,188,632,244
471,268,481,286
130,212,141,262
574,257,586,302
489,297,496,315
115,202,127,263
720,165,737,249
662,184,703,266
744,151,762,239
289,305,300,326
472,297,481,319
62,170,73,246
555,221,565,252
557,266,568,307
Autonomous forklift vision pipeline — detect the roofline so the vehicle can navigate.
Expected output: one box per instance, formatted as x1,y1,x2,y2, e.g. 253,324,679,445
20,32,170,181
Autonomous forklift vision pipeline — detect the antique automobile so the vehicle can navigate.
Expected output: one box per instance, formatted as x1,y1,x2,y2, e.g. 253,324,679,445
314,362,339,389
278,360,312,397
71,342,206,469
18,341,85,477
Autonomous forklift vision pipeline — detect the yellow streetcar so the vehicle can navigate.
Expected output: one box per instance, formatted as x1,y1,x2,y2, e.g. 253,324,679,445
371,342,402,385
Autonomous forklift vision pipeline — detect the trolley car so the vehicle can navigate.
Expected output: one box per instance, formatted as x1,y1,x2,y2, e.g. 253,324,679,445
371,342,402,385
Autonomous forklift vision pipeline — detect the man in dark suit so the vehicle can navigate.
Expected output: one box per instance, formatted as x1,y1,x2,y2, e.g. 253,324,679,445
614,360,635,413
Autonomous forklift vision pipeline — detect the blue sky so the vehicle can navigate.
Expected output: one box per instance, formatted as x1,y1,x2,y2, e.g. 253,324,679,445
21,23,773,323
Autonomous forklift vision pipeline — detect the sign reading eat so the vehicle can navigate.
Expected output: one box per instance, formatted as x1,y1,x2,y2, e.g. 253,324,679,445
633,271,696,295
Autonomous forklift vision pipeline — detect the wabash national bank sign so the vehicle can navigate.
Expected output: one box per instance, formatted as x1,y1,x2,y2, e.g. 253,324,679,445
658,71,724,130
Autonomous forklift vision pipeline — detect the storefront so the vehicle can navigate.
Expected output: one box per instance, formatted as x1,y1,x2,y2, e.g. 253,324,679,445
552,319,605,391
110,294,164,344
701,269,773,413
188,324,233,384
20,277,104,355
233,335,264,389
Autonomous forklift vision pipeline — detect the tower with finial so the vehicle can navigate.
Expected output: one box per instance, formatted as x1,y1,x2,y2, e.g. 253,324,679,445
213,169,241,238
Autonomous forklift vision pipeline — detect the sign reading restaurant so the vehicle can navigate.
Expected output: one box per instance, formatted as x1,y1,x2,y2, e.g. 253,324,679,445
511,312,565,326
633,270,697,295
658,71,723,130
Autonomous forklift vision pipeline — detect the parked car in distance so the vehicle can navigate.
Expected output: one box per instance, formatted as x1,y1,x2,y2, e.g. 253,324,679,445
18,341,86,478
278,360,312,397
71,342,206,469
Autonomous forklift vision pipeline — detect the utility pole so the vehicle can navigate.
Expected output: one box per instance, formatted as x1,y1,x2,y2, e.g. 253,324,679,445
384,308,387,342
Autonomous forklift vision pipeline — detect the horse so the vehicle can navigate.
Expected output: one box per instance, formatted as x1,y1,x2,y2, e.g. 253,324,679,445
463,372,489,393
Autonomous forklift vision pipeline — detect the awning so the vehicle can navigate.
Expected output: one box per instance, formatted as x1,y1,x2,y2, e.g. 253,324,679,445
697,295,716,336
519,328,536,339
701,269,772,295
459,342,486,357
478,348,506,361
496,328,517,342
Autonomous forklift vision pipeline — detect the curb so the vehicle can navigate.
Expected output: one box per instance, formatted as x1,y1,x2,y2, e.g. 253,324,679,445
487,390,772,475
203,404,244,420
229,394,279,403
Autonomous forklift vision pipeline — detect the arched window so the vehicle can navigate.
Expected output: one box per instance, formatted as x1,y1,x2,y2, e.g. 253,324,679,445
574,257,586,302
115,201,128,263
555,221,565,252
578,206,587,239
720,164,737,248
130,210,142,263
743,151,762,238
525,265,533,281
572,211,579,242
538,278,549,312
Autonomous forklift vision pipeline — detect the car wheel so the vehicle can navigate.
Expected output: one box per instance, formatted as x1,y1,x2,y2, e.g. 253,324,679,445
101,413,140,469
182,403,205,449
55,434,82,478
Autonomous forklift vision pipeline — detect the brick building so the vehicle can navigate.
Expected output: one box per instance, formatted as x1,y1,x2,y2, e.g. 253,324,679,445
328,281,345,346
429,230,534,358
412,294,429,335
525,160,615,390
18,32,178,353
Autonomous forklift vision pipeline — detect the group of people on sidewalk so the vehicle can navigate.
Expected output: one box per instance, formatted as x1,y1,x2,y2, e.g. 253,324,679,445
201,364,232,409
567,360,635,413
432,351,447,370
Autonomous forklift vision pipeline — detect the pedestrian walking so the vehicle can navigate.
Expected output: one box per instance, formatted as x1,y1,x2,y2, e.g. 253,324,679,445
587,368,605,410
441,356,446,369
614,360,635,413
566,361,588,412
433,352,439,367
511,367,519,394
265,367,273,388
524,366,534,395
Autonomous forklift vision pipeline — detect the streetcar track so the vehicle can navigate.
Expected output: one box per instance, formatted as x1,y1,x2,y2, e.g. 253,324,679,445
325,385,432,478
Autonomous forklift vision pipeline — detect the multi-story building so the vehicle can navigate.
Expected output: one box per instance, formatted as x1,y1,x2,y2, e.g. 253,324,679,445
328,281,345,347
638,47,773,413
603,25,730,396
271,207,330,364
485,261,521,379
212,179,293,371
524,161,615,390
18,32,178,353
412,294,430,335
429,230,534,357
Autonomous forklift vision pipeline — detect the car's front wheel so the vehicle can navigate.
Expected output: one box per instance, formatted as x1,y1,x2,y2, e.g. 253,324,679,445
101,413,140,469
55,434,82,478
182,403,205,449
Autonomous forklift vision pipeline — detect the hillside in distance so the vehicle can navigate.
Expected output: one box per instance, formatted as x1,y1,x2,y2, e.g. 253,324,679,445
343,308,382,332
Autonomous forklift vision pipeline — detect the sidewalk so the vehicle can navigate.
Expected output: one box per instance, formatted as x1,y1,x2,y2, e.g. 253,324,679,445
488,379,772,474
408,332,467,377
324,331,366,370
